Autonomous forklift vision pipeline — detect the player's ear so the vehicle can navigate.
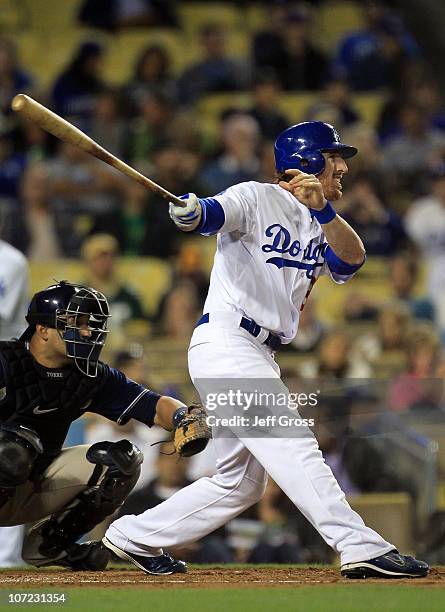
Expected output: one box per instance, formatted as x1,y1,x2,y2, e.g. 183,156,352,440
35,323,49,341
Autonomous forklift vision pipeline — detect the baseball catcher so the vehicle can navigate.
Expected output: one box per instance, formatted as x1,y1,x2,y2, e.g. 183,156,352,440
0,281,210,573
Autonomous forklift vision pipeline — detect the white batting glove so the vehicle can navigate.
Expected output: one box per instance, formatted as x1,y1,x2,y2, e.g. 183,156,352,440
169,193,202,232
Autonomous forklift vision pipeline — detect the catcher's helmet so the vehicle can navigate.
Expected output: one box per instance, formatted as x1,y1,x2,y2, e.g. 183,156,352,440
20,281,110,377
274,121,358,175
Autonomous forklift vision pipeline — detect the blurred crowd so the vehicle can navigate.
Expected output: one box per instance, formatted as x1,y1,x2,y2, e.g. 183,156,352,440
1,0,445,564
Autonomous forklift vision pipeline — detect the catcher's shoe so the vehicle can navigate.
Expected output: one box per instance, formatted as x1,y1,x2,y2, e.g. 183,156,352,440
341,550,429,579
37,541,110,571
102,536,187,575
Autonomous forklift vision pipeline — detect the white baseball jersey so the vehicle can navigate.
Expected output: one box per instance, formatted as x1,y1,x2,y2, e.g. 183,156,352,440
0,240,29,340
203,181,354,342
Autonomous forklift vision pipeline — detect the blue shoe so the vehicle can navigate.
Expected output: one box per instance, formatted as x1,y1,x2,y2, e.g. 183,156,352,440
102,536,187,575
341,550,429,579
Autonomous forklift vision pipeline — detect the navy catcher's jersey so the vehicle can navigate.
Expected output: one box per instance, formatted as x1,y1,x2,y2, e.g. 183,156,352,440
0,342,159,472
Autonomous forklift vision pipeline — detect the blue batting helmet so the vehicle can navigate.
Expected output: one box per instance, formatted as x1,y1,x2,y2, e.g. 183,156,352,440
20,281,110,377
274,121,358,175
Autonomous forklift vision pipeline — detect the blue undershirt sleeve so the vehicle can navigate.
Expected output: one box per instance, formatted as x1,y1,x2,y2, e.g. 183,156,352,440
325,246,365,275
194,198,226,236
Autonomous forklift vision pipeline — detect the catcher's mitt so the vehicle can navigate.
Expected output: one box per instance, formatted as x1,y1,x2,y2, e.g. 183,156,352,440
174,403,212,457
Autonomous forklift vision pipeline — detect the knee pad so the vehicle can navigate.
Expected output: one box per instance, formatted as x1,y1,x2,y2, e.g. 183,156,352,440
0,424,43,488
86,439,143,476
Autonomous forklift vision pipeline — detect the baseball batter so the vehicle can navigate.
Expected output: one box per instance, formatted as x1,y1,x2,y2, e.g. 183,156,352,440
104,122,428,578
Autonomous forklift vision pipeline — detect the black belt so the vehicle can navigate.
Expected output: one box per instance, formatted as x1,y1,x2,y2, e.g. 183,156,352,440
196,313,282,351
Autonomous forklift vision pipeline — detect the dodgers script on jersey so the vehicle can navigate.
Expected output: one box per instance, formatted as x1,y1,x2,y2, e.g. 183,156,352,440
202,181,354,342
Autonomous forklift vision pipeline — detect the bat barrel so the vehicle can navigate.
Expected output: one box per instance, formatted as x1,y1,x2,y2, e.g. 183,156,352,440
11,94,185,207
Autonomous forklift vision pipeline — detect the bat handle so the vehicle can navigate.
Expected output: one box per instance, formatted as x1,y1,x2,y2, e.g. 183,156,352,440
169,194,187,207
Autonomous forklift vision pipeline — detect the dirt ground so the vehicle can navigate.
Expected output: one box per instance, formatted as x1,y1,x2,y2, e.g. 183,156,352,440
0,567,444,589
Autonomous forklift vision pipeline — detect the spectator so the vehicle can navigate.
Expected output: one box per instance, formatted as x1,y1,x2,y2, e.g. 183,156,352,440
81,233,146,331
354,301,412,373
251,0,290,82
281,297,325,353
85,349,163,493
79,0,177,30
412,79,445,135
340,123,383,184
0,37,33,116
169,243,209,308
382,104,445,194
177,23,248,104
405,164,445,330
389,323,442,412
340,173,409,256
300,328,372,379
248,479,302,564
202,114,260,194
51,41,106,130
253,7,328,91
306,78,360,130
21,162,62,261
389,254,435,322
247,479,332,564
90,89,126,157
0,130,26,248
256,139,277,184
45,141,124,256
156,281,200,341
124,44,176,116
377,72,442,144
246,71,288,140
343,290,379,323
137,143,205,258
92,163,205,259
91,179,150,256
333,0,418,91
154,243,209,327
316,395,415,497
0,130,25,200
126,90,201,162
16,120,51,164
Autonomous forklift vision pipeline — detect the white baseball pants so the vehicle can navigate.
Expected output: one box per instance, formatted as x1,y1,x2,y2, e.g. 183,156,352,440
107,315,394,564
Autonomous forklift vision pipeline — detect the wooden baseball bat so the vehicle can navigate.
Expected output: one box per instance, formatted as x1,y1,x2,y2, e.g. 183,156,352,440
11,93,185,206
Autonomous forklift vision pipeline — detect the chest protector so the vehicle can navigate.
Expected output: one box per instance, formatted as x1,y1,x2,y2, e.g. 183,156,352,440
0,341,102,418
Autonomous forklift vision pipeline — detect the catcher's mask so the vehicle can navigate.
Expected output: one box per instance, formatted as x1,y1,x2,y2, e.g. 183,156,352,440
20,281,110,377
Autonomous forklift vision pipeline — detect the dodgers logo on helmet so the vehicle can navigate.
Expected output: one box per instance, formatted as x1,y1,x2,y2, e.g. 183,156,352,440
274,121,358,175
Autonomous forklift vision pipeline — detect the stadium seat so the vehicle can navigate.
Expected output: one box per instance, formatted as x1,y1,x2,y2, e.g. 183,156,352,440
29,257,172,315
103,28,186,84
315,0,365,53
178,3,242,35
22,0,83,33
354,94,385,127
0,0,26,31
280,93,317,124
16,28,105,89
348,492,414,553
